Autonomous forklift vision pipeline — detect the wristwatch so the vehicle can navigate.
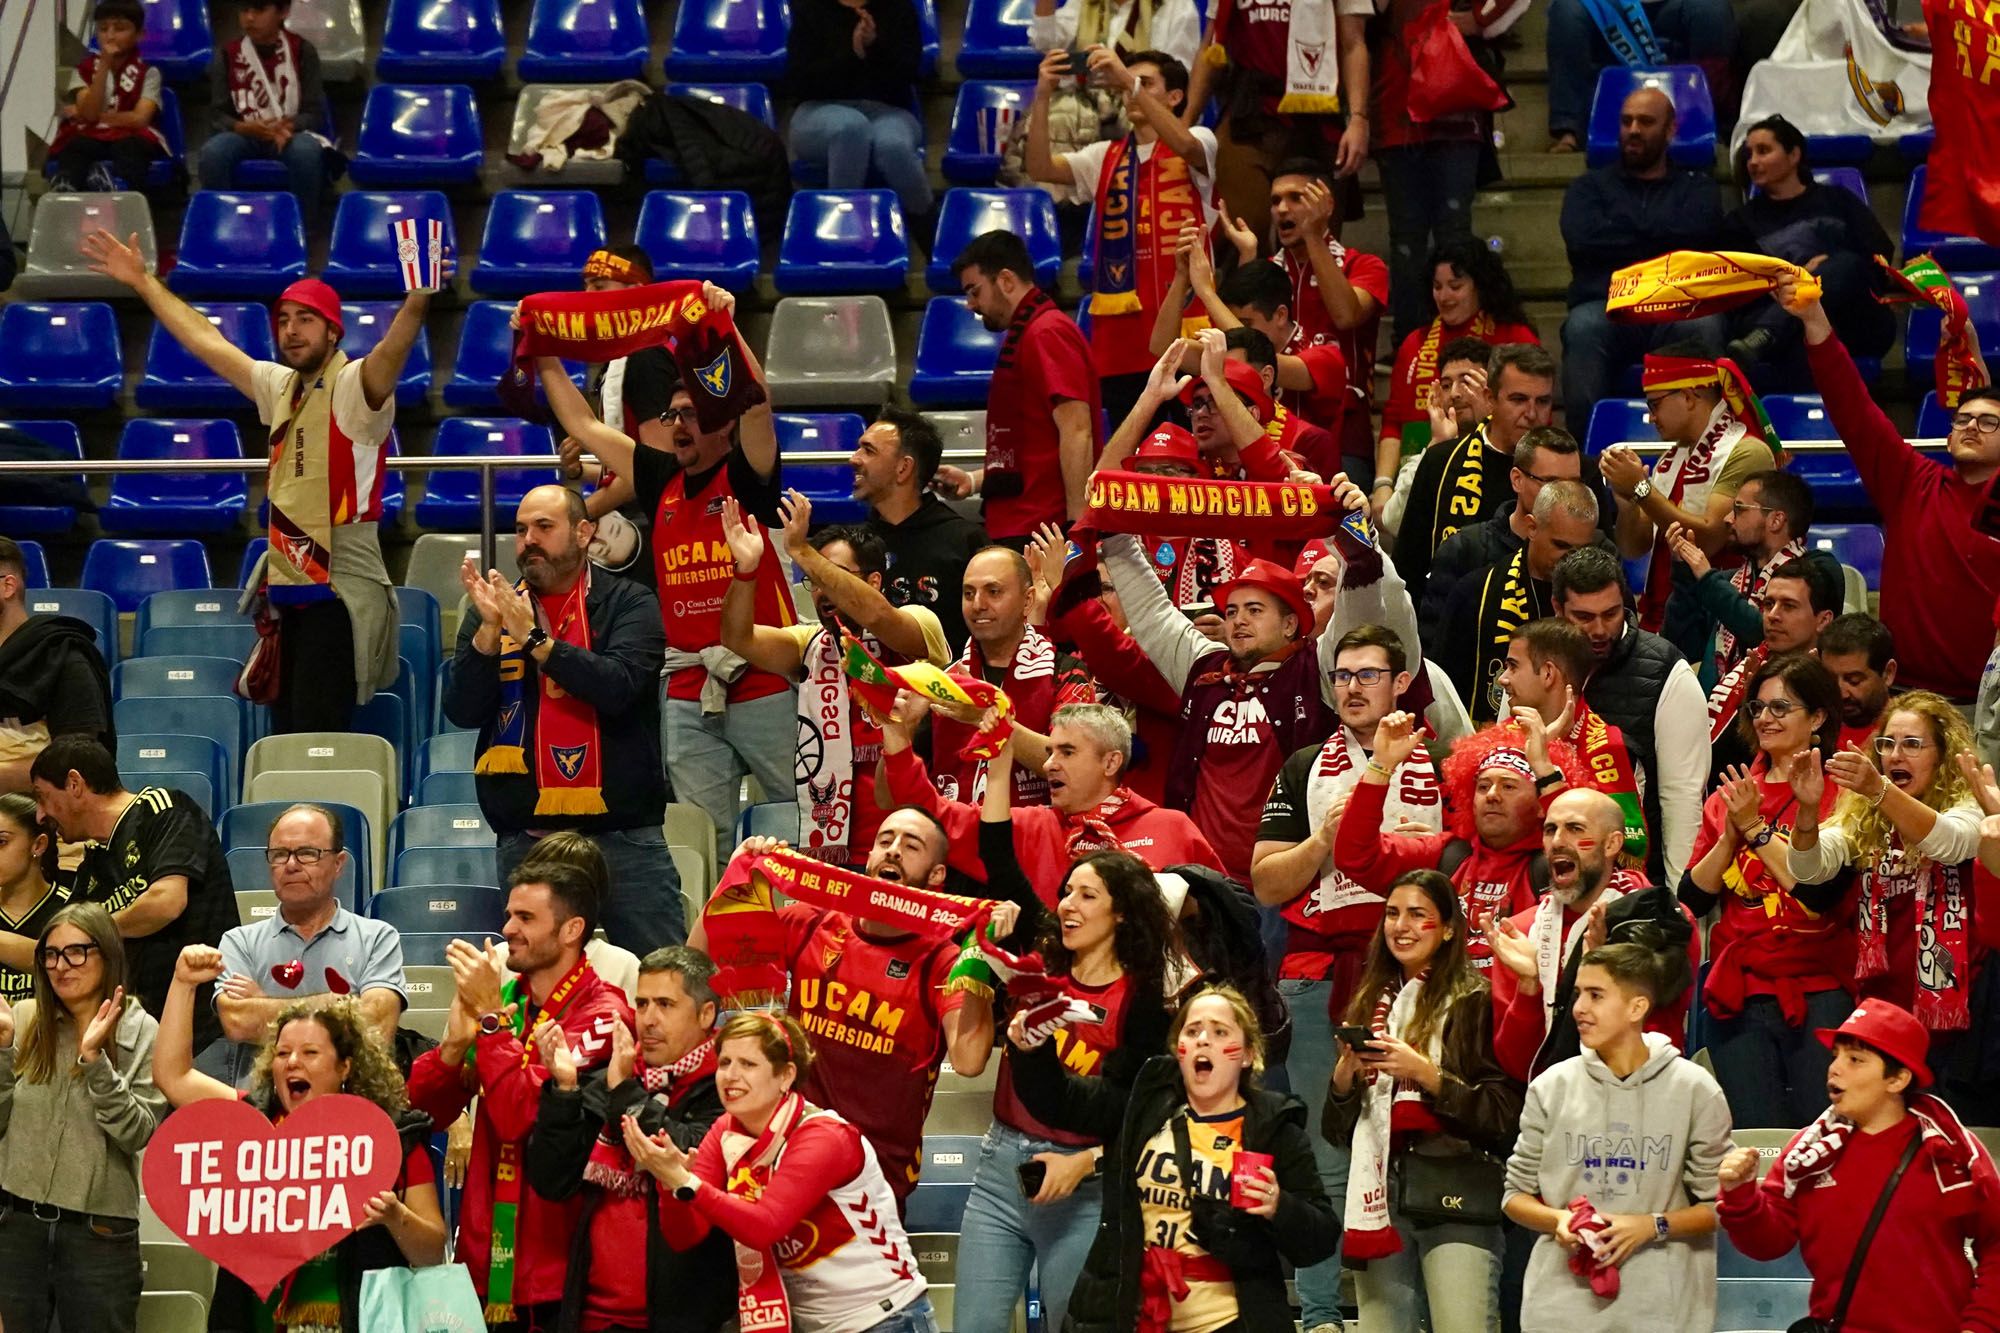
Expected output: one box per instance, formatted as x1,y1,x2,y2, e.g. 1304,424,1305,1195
1653,1213,1669,1241
1631,478,1653,501
522,627,551,654
1746,823,1776,850
478,1012,506,1036
673,1181,699,1202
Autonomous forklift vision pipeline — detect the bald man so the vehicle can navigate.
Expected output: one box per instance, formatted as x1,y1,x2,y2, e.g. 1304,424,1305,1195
442,485,682,952
1557,85,1726,429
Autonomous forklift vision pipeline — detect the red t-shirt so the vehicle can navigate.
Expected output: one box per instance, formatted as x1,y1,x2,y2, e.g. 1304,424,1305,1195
991,972,1136,1147
1279,243,1389,414
984,296,1103,540
1279,338,1350,443
781,905,966,1199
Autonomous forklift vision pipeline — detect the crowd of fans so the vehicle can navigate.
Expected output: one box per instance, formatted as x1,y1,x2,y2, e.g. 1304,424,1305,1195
4,0,2000,1327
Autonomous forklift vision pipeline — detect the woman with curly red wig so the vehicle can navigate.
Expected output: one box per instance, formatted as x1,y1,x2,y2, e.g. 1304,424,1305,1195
1334,710,1586,970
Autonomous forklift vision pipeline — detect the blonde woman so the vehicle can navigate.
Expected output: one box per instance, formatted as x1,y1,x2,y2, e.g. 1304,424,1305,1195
0,901,162,1333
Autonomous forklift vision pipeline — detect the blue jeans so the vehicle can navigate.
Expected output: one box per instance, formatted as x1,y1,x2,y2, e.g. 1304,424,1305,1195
1280,977,1350,1331
498,826,685,955
1560,301,1724,434
662,687,801,841
0,1200,142,1333
953,1123,1101,1333
789,100,934,221
1544,0,1737,137
196,130,327,216
1352,1208,1501,1333
1375,142,1483,346
1706,988,1851,1129
865,1296,942,1332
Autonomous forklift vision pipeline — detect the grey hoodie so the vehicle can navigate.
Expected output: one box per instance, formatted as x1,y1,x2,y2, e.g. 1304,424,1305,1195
1504,1032,1732,1333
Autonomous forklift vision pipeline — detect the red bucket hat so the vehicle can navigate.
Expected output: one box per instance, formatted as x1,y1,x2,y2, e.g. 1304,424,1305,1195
272,278,346,339
1211,557,1314,639
1817,998,1934,1086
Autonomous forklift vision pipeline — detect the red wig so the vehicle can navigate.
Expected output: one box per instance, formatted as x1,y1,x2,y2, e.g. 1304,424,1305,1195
1438,723,1587,842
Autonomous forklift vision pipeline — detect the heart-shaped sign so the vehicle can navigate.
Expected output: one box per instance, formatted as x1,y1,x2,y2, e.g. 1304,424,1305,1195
323,967,351,995
270,960,304,990
142,1093,402,1298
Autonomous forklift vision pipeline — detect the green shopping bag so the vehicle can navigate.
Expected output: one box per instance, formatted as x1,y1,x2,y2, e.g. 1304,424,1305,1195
358,1264,487,1332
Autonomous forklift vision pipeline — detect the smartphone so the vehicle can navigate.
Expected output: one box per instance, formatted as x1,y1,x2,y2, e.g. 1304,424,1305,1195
1332,1025,1382,1053
1065,47,1094,85
1017,1159,1048,1197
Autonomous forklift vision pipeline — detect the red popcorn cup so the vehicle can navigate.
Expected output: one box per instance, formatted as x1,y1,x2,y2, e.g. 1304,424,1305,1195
394,217,444,292
1230,1151,1274,1208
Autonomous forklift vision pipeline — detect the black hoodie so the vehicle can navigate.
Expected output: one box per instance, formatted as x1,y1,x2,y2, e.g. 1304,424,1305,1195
0,613,113,748
869,495,988,654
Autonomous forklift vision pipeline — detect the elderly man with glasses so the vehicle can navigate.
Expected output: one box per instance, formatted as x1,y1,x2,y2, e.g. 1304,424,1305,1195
211,801,406,1085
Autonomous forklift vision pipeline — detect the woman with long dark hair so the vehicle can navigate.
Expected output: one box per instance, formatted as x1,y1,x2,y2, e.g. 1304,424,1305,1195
0,792,66,1003
1324,868,1521,1331
1681,652,1852,1127
156,944,446,1331
1006,982,1340,1331
0,901,162,1333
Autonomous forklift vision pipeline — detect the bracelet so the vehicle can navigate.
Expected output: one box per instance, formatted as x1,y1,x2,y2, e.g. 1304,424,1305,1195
1370,478,1394,491
732,567,759,583
1868,780,1890,807
1365,761,1392,780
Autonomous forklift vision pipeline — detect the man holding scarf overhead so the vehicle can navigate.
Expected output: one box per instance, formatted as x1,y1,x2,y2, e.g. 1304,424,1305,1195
444,484,680,953
82,230,420,735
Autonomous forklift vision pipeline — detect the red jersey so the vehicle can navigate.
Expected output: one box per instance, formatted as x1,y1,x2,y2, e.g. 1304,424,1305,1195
634,446,794,704
1277,240,1389,460
1279,337,1350,443
992,972,1137,1147
781,905,965,1200
984,291,1103,539
1085,138,1210,379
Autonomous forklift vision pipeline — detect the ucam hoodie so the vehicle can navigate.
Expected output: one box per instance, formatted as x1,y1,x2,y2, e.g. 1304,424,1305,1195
1503,1032,1732,1333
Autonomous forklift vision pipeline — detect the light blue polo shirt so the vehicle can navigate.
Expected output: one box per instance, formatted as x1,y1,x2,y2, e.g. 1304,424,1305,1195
214,904,408,1086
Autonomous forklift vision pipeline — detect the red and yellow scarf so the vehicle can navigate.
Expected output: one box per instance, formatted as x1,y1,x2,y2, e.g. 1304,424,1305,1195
1878,254,1993,411
1085,469,1339,540
1569,700,1646,860
474,572,606,816
1089,136,1201,317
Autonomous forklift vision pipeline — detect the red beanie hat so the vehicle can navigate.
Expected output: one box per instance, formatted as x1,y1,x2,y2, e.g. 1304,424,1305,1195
273,279,346,338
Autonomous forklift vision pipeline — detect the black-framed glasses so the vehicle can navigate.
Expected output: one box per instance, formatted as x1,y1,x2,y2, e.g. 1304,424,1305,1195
1644,393,1681,417
1872,736,1934,757
1744,699,1802,720
658,406,699,425
40,942,101,969
1332,668,1392,686
265,847,334,866
1951,412,2000,435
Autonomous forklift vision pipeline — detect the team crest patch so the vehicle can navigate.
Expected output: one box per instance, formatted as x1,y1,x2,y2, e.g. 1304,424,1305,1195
887,958,911,979
1298,42,1324,75
695,351,732,398
1844,42,1905,125
550,743,589,780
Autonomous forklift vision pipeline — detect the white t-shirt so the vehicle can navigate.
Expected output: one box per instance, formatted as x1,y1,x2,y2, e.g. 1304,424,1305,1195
250,358,395,520
1027,0,1204,69
1066,126,1219,225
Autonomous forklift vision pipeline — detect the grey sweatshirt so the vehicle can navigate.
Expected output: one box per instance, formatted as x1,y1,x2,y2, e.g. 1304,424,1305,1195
0,995,164,1219
1504,1033,1732,1333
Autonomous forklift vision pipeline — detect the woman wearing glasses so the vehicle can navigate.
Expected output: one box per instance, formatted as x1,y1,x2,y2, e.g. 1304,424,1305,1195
0,901,163,1333
1785,695,1987,1081
1680,653,1850,1127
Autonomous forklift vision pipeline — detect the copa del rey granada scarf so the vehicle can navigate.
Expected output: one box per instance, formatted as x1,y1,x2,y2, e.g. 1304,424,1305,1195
1858,843,1975,1029
1343,973,1447,1260
1777,1091,1994,1202
474,569,606,816
511,282,764,435
1203,0,1341,112
1288,729,1443,937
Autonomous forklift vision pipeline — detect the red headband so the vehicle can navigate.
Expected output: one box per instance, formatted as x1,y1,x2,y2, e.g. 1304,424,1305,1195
1640,354,1719,391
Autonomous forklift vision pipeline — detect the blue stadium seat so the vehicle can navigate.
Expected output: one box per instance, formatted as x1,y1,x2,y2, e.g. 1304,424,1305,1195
520,0,648,81
777,191,909,295
370,883,507,931
167,193,307,298
119,696,248,801
342,304,432,408
666,82,777,128
418,769,480,805
0,423,85,534
1901,129,1934,161
376,0,504,79
1907,271,2000,391
665,0,788,80
0,303,121,409
444,302,529,409
100,419,247,536
904,1181,972,1232
355,690,412,774
83,539,214,613
957,0,1038,77
1714,1277,1811,1329
774,413,866,457
140,624,258,660
220,799,370,905
943,82,1032,184
232,94,337,188
324,192,459,298
1585,67,1716,170
399,930,502,965
392,844,499,888
388,804,492,865
927,189,1060,294
471,191,609,297
23,587,116,655
635,191,760,290
137,307,277,410
1716,1220,1807,1279
113,655,244,700
1785,451,1869,520
908,297,1001,408
1918,390,1954,438
238,539,268,588
348,87,483,188
916,0,939,74
12,539,51,587
44,86,185,189
133,0,213,78
415,732,479,790
1811,166,1868,204
1809,523,1886,589
1903,166,2000,272
1801,132,1873,165
1582,398,1653,455
414,418,560,530
137,588,253,642
733,801,798,845
131,770,215,816
1760,394,1837,441
397,585,444,685
119,734,228,814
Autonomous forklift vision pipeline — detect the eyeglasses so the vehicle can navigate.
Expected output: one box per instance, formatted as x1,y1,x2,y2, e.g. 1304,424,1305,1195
1730,500,1771,516
1515,467,1572,486
40,942,101,970
1332,668,1392,686
1186,395,1221,416
1951,412,2000,435
657,406,699,425
1744,699,1803,720
1872,736,1935,756
1644,393,1682,417
265,847,334,866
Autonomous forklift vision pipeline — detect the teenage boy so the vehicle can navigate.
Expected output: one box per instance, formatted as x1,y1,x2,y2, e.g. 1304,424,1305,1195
1503,942,1731,1333
1717,999,2000,1333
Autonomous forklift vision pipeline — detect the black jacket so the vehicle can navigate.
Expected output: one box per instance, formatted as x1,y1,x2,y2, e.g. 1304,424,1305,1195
526,1065,735,1333
1011,1049,1341,1333
1583,622,1686,885
870,495,989,654
443,571,667,836
1321,987,1522,1153
617,95,792,236
207,1105,433,1333
0,613,113,749
787,0,923,105
1420,499,1620,653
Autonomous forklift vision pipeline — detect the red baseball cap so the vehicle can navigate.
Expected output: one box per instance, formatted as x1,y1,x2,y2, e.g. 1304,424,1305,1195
273,278,346,338
1180,359,1274,423
1817,998,1933,1086
1292,538,1335,580
1131,423,1201,473
1211,557,1314,639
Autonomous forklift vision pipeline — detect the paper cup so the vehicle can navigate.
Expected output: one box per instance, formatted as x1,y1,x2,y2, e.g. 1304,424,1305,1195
394,217,444,292
1229,1151,1274,1208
